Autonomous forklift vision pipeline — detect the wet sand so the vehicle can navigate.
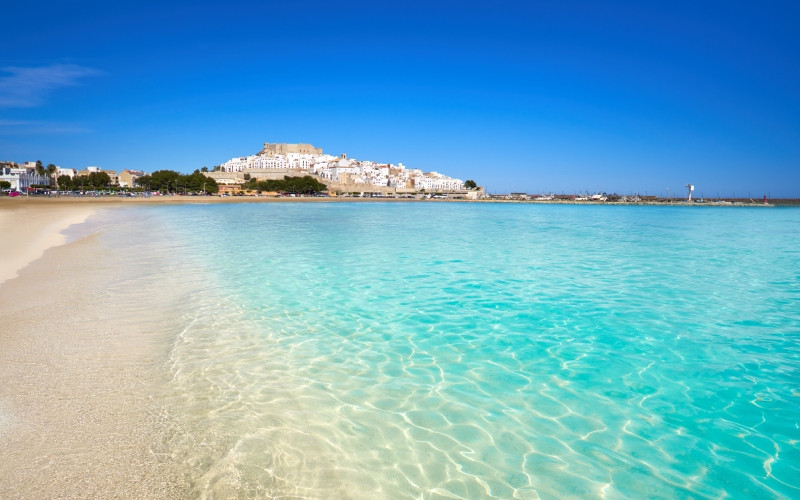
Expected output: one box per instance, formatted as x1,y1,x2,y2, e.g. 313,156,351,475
0,205,188,498
0,202,96,285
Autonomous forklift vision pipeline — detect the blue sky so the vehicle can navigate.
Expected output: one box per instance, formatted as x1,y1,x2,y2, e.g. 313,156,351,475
2,1,798,196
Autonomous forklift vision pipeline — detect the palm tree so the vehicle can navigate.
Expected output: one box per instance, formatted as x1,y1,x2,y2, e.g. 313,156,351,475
46,164,58,188
35,160,45,178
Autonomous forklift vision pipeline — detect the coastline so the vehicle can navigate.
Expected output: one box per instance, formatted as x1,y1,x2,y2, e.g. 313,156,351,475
0,195,782,207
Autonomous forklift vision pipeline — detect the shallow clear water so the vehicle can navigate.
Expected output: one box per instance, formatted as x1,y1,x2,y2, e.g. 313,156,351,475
111,203,800,498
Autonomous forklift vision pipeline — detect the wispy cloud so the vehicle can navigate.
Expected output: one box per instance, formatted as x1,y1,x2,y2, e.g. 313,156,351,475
0,119,37,126
0,119,91,134
0,64,100,108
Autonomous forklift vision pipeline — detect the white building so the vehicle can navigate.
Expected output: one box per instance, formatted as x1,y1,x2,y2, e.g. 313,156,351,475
0,165,49,191
57,167,77,178
216,147,465,192
413,172,464,192
221,157,247,172
285,153,313,170
329,159,359,182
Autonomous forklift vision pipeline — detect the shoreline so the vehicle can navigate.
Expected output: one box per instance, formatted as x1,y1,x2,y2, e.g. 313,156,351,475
0,202,97,286
0,195,784,207
0,207,188,497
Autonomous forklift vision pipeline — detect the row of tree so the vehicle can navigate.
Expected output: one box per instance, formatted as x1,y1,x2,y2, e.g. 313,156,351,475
48,169,219,193
242,175,327,194
34,160,57,181
134,170,219,194
56,171,113,190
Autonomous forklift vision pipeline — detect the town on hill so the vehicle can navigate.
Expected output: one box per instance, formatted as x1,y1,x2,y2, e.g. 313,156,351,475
1,141,482,198
208,141,478,197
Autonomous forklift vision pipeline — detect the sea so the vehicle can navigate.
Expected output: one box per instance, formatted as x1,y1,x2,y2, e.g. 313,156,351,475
89,202,800,498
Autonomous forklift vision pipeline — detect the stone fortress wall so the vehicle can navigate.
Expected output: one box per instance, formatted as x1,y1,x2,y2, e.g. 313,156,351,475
258,142,323,156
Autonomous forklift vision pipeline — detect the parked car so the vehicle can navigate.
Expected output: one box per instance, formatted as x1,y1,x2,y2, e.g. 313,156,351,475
8,190,21,197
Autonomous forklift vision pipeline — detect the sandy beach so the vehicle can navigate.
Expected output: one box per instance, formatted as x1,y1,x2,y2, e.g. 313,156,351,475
0,200,187,497
0,201,97,286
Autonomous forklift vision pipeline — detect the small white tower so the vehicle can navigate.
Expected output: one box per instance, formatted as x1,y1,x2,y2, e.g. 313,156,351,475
686,184,695,202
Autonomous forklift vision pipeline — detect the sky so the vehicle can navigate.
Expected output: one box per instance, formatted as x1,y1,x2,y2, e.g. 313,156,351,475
1,0,798,196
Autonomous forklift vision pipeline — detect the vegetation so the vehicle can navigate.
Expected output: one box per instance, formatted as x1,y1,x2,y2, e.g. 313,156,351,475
464,179,477,189
242,175,327,195
56,171,112,190
50,169,218,194
134,169,219,194
0,180,10,190
46,163,57,187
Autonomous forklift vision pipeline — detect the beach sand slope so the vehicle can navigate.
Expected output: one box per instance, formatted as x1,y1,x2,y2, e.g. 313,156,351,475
0,214,187,497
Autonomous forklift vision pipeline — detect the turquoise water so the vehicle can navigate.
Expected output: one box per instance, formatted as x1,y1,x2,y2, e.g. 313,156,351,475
118,203,800,498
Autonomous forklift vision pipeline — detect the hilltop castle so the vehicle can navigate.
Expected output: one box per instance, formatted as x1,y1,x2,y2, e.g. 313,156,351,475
258,142,322,156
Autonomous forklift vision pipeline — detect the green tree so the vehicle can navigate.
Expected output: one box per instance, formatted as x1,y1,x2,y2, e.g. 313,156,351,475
35,160,45,177
46,164,58,188
464,179,477,189
134,174,151,190
197,173,219,194
241,175,325,195
0,180,11,190
131,170,219,194
200,174,218,194
201,166,208,172
57,175,73,190
88,171,111,189
243,177,259,190
183,171,210,193
149,170,181,192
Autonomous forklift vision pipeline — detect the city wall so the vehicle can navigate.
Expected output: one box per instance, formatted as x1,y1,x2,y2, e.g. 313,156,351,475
258,143,322,156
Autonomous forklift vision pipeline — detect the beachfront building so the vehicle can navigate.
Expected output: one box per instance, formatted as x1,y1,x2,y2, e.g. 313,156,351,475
412,172,465,192
56,167,77,178
103,170,118,185
0,163,50,191
74,167,119,186
119,169,145,188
